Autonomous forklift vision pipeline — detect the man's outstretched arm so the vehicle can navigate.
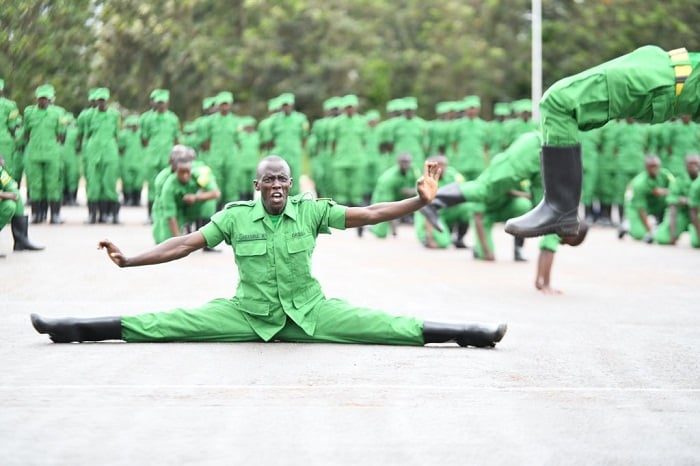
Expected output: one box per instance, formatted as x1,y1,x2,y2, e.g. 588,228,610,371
345,161,441,228
98,231,208,268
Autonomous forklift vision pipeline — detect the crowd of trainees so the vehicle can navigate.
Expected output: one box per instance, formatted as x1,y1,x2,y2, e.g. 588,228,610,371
1,80,699,248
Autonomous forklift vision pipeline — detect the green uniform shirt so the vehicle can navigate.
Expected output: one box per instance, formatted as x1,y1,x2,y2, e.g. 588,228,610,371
626,168,675,217
23,105,64,161
199,194,347,340
160,165,219,222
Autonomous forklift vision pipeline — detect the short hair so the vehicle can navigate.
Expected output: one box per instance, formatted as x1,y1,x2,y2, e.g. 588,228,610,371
256,155,290,178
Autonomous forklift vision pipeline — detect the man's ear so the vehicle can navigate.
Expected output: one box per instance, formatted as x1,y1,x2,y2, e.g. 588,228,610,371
253,180,260,191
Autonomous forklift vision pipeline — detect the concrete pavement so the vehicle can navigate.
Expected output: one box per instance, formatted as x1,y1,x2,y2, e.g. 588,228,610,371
1,202,699,465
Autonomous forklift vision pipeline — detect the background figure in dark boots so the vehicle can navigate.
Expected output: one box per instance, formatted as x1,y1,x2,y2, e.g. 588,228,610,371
81,88,121,227
1,155,44,256
118,115,143,207
24,85,64,226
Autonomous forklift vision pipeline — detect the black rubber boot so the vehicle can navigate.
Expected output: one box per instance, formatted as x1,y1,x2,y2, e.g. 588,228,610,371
85,201,98,224
598,204,613,227
30,201,41,224
12,216,44,251
514,237,527,262
40,200,49,223
419,182,467,232
111,201,121,224
423,321,507,348
49,201,64,224
98,200,108,223
505,145,582,238
453,223,469,249
30,313,122,343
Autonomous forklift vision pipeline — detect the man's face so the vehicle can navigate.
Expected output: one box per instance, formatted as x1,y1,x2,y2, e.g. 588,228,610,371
156,101,168,112
254,160,293,215
219,102,230,115
398,155,412,173
176,164,192,184
686,159,700,178
97,99,107,111
282,104,292,116
646,161,660,178
37,97,49,109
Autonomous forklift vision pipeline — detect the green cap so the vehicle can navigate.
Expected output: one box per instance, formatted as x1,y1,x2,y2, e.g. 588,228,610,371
278,92,295,106
494,102,511,116
0,79,4,91
452,100,469,112
342,94,359,108
325,97,341,111
124,115,140,127
435,101,451,114
463,95,481,109
216,91,234,105
385,99,401,113
149,89,161,100
239,115,257,128
403,96,418,110
153,89,170,103
364,110,380,121
35,84,55,99
268,97,282,112
93,87,110,101
202,97,217,110
513,99,532,113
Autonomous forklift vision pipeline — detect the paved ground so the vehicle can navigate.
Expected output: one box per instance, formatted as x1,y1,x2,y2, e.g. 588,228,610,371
1,201,699,465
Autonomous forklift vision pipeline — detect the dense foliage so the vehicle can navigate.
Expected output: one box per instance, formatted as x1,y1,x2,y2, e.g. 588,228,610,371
2,0,699,120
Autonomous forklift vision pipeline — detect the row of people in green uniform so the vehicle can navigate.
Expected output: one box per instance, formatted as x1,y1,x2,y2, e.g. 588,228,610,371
579,116,699,227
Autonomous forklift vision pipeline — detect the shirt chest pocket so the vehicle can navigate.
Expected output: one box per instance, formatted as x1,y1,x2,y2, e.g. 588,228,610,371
234,240,269,279
286,234,315,275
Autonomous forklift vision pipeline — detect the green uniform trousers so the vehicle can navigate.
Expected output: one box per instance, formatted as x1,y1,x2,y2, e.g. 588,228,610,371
0,196,24,228
653,209,700,247
122,296,424,345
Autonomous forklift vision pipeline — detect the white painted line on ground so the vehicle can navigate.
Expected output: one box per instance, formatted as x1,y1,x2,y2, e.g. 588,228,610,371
1,385,699,393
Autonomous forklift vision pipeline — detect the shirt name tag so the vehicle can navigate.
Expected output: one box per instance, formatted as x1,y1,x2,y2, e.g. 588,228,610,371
236,233,267,242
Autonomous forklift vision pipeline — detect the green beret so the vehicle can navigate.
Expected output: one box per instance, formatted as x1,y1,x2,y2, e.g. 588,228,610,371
364,110,380,121
385,99,400,112
325,97,341,110
463,95,481,109
435,101,451,114
216,91,234,105
124,115,140,127
268,97,281,112
149,89,161,100
239,116,257,127
93,88,110,101
342,94,359,108
513,99,532,113
153,89,170,103
35,84,55,99
452,100,469,112
494,102,511,116
202,97,217,110
278,92,295,106
403,96,418,110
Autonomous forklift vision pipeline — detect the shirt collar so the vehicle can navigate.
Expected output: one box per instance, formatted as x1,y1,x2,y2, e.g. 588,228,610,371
251,196,298,222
